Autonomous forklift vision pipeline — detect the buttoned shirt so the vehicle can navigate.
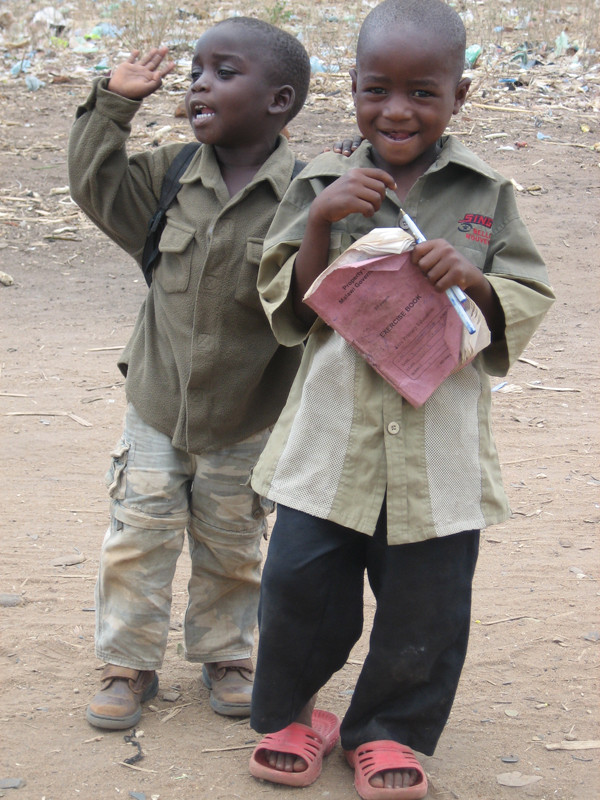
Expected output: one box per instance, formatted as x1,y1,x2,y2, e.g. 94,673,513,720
251,138,555,542
68,78,302,453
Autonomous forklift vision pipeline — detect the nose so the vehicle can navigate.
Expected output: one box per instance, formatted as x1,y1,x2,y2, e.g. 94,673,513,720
382,92,411,121
190,71,209,92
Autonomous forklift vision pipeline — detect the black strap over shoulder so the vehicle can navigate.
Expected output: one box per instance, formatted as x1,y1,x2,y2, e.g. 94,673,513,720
141,146,306,288
141,142,201,287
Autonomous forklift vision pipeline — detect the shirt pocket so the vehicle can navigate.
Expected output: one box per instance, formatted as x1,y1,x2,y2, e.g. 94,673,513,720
235,236,264,310
155,219,195,293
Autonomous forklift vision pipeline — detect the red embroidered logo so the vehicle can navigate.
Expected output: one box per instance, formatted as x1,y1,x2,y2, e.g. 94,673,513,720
458,213,492,245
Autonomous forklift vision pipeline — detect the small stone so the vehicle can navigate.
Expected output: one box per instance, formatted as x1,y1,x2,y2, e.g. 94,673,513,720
501,755,520,763
0,594,23,608
0,777,26,789
52,553,86,567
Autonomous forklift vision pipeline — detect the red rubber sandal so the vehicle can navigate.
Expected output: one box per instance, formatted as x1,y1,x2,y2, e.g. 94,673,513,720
249,709,340,787
345,740,428,800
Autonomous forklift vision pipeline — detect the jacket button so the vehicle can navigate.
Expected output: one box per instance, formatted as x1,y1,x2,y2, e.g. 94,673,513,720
387,421,400,435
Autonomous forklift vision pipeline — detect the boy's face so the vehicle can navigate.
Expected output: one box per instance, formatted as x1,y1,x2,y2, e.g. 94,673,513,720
350,26,470,175
185,24,283,150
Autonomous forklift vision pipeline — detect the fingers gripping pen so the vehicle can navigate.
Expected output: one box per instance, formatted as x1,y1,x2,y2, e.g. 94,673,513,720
399,209,476,335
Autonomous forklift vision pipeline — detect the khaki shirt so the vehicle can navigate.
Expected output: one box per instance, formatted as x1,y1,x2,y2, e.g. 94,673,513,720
251,138,555,542
68,78,302,453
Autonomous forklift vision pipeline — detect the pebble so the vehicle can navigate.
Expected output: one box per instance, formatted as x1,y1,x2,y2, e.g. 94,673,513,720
0,778,26,789
0,594,23,608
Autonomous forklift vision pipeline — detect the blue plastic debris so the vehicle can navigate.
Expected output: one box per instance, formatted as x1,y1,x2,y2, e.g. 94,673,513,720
25,75,46,91
310,56,340,74
11,60,31,76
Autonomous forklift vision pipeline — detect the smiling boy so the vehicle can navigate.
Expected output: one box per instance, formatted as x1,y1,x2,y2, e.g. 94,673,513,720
68,18,310,729
247,1,554,798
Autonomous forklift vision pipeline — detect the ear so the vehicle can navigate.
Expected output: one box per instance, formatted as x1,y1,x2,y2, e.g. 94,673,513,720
350,67,358,106
453,77,471,114
269,85,295,117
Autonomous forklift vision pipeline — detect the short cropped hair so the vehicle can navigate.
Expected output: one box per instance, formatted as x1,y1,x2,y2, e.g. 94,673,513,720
215,17,311,122
357,0,466,82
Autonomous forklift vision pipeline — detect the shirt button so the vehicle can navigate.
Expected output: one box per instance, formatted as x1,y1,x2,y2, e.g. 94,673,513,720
387,421,400,435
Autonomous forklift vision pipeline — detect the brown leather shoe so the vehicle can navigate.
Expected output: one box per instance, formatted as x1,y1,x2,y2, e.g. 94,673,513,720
202,658,253,717
86,664,158,730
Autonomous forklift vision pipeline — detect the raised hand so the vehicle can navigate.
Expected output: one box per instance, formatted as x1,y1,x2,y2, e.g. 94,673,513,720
107,47,176,101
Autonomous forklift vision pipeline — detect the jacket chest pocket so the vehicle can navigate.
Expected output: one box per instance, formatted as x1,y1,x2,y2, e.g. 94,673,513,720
155,219,196,293
235,237,264,310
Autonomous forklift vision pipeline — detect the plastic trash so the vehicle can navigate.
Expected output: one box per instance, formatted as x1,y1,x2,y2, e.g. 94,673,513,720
25,75,45,91
310,56,340,74
554,31,570,56
11,60,31,75
32,7,67,32
464,44,482,68
536,132,551,140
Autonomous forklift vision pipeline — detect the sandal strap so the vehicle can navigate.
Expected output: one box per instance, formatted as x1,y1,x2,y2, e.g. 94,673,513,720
354,740,425,779
257,722,326,765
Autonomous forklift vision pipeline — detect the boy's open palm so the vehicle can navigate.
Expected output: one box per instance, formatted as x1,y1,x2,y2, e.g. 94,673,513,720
108,47,175,101
312,168,396,224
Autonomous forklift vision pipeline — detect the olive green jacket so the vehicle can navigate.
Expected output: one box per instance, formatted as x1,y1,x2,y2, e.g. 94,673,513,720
68,78,302,453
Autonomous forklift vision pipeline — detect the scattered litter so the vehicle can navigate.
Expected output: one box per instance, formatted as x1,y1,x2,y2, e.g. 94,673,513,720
161,690,181,702
518,356,548,369
545,740,600,751
526,383,580,392
569,566,587,578
497,772,542,787
310,56,339,73
52,553,86,567
123,731,144,765
464,44,482,68
25,75,45,91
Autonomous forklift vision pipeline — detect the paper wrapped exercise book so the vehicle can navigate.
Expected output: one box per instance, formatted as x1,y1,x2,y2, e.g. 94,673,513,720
303,228,491,407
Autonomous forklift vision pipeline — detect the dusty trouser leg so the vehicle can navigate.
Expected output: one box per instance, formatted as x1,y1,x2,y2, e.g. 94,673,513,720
95,404,193,670
340,525,480,756
251,505,368,734
183,429,272,663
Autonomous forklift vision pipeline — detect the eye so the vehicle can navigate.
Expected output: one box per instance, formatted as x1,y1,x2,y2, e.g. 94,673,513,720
189,68,202,84
413,89,433,98
217,67,236,79
365,86,387,95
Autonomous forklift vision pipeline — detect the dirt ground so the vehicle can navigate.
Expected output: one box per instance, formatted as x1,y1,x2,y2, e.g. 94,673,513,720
1,26,599,800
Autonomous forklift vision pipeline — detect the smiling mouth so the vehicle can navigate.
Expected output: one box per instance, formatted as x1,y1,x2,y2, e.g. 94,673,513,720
193,105,216,120
380,130,414,142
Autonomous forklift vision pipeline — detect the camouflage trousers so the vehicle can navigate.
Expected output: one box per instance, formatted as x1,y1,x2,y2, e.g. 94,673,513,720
95,403,272,671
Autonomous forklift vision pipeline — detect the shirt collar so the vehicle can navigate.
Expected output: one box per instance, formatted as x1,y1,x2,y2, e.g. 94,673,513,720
301,134,499,183
178,133,295,201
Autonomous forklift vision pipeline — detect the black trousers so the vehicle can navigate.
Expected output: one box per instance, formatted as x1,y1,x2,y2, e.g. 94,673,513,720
250,503,479,756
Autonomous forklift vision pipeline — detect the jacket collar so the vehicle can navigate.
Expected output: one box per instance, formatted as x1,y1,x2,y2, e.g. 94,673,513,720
178,133,295,201
300,135,499,183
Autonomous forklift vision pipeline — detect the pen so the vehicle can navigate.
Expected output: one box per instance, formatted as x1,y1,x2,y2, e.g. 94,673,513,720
399,209,476,335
